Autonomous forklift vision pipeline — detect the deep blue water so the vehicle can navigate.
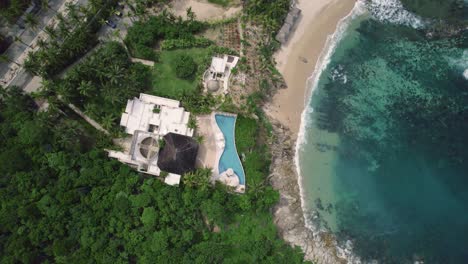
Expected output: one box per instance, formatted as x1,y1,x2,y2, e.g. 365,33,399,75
215,114,245,185
299,1,468,262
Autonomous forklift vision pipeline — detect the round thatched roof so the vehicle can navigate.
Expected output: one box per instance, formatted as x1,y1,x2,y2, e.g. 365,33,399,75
157,133,199,175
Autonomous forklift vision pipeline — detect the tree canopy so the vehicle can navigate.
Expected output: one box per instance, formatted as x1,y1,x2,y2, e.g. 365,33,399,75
0,88,307,263
174,54,197,80
42,42,151,132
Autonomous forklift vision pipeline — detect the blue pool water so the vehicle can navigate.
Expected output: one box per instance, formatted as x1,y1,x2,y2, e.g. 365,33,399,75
215,114,245,185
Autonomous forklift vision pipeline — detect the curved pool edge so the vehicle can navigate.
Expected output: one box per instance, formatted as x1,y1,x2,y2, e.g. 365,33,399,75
212,112,246,193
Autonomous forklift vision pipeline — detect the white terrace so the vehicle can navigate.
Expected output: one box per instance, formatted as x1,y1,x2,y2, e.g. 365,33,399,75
120,93,194,137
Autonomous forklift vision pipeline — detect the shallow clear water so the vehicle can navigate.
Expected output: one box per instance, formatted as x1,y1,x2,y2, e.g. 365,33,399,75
215,114,245,184
299,2,468,262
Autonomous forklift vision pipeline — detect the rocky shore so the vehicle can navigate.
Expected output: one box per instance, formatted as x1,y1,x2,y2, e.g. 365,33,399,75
265,109,361,263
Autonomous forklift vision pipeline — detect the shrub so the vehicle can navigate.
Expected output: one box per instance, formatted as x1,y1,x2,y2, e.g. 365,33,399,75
174,54,197,80
235,116,257,153
181,92,216,114
133,44,159,61
161,37,213,50
125,14,208,58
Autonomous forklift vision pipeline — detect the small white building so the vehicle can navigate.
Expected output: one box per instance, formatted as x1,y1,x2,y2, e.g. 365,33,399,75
108,94,197,186
202,54,239,94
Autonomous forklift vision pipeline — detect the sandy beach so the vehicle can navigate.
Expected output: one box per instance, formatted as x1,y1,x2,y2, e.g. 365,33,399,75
266,0,360,263
268,0,356,136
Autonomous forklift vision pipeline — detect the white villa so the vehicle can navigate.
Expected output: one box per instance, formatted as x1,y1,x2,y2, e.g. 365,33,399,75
202,54,239,94
120,93,193,137
108,93,197,186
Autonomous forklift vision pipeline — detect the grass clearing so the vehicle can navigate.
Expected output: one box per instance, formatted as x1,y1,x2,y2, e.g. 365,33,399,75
235,116,257,153
152,48,211,99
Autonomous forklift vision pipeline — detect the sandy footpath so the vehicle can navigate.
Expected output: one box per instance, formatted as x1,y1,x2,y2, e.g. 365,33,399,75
267,0,356,136
171,0,241,21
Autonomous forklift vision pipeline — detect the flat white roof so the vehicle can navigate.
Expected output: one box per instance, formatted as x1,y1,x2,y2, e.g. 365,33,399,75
139,93,180,108
120,93,192,136
211,57,226,73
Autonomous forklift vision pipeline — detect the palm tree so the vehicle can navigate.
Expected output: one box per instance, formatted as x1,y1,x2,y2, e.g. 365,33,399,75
183,168,211,190
41,0,58,13
24,13,40,32
57,22,70,39
101,114,116,130
40,0,58,13
39,78,55,93
55,121,82,151
0,54,21,66
105,64,125,85
197,169,212,191
195,135,204,144
183,172,197,188
55,13,70,38
23,53,41,75
186,7,196,21
65,3,81,24
102,87,121,105
55,80,74,99
78,80,94,97
43,25,58,39
36,38,47,49
14,36,31,48
188,116,197,129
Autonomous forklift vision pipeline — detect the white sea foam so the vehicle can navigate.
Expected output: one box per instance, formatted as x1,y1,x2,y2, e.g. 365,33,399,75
331,65,348,84
460,51,468,80
293,0,464,262
448,50,468,80
366,0,427,29
294,1,367,262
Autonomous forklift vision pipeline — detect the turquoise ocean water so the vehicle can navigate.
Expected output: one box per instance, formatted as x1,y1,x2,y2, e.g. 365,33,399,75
298,0,468,262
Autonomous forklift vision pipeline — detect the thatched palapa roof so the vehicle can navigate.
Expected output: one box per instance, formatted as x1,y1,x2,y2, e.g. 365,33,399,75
157,133,199,175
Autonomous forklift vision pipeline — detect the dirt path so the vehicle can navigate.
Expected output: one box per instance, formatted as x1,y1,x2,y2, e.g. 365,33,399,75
170,0,242,21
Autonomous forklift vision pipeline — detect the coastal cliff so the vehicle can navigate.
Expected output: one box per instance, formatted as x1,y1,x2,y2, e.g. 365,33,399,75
266,115,360,263
268,119,340,263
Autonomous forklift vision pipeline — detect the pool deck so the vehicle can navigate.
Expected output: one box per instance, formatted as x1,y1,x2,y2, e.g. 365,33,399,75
195,115,217,169
212,112,246,193
195,112,246,193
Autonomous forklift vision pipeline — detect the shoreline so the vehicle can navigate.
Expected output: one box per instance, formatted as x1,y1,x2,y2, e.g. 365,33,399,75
266,0,356,136
265,0,359,262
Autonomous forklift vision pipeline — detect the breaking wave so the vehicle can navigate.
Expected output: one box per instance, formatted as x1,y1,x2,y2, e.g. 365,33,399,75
365,0,427,28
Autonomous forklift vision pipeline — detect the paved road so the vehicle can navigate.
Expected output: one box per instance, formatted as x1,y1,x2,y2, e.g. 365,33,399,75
0,0,97,86
97,6,135,42
0,0,90,79
1,0,136,91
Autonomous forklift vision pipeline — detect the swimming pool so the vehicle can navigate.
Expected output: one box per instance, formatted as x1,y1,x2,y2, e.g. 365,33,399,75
215,114,245,185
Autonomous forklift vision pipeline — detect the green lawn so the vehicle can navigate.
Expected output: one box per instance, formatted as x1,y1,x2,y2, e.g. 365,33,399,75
152,48,211,99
